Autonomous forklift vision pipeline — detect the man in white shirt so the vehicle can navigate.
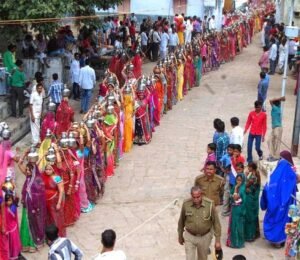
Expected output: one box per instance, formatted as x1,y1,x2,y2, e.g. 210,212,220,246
169,26,179,53
160,29,169,60
29,83,44,145
185,17,193,44
229,117,243,147
71,53,80,100
79,59,96,113
209,15,216,31
140,28,148,55
94,229,126,260
269,38,278,75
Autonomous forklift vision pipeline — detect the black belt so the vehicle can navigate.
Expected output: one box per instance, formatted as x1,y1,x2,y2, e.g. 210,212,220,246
186,229,210,237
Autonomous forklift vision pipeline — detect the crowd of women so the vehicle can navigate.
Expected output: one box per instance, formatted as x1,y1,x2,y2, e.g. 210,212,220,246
0,3,278,260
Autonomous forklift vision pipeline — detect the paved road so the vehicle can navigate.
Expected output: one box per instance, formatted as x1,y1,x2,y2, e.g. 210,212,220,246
19,34,297,259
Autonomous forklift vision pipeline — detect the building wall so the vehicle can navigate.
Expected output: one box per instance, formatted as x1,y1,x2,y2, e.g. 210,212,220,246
130,0,174,15
186,0,204,17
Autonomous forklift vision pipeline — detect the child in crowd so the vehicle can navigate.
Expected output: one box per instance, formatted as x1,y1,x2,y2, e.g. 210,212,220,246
230,117,243,147
220,144,235,216
231,144,245,172
201,143,216,171
245,162,261,241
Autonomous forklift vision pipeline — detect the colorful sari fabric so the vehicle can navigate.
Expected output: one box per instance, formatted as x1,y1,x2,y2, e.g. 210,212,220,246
59,150,80,227
177,64,184,101
38,138,52,171
108,55,117,73
193,55,202,87
166,69,173,111
260,159,297,244
245,173,260,241
0,140,14,186
132,54,142,79
40,111,56,141
153,79,163,125
146,84,155,132
183,56,194,94
103,114,118,178
20,165,46,249
134,98,151,145
0,197,9,260
123,93,134,153
42,172,66,237
55,100,74,137
226,174,246,248
5,204,22,260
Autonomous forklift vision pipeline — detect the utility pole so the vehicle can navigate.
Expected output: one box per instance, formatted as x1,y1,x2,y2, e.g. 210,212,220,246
291,69,300,156
281,0,295,105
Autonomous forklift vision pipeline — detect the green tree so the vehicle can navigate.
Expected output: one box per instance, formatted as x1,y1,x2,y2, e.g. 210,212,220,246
0,0,123,38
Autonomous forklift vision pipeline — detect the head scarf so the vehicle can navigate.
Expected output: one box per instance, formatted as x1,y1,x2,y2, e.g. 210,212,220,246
280,150,294,166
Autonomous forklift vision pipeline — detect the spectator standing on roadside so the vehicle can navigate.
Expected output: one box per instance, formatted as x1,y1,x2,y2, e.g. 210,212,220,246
152,26,161,62
269,38,277,75
267,96,285,161
140,28,148,55
94,229,126,260
29,83,44,146
46,224,83,260
11,59,26,118
48,73,64,107
160,28,169,60
71,53,81,100
230,117,244,146
168,26,179,53
244,100,267,163
79,59,96,114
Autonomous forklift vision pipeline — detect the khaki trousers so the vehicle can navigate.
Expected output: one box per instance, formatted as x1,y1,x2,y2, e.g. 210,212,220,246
183,230,213,260
268,127,283,159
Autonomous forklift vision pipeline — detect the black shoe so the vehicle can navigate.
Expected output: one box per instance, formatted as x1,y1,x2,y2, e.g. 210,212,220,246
19,115,26,118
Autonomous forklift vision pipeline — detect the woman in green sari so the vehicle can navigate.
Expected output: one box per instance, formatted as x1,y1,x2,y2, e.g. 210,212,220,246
226,174,246,248
245,162,261,241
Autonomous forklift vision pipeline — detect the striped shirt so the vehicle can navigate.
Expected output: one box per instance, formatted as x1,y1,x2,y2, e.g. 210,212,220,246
48,80,64,104
48,237,83,260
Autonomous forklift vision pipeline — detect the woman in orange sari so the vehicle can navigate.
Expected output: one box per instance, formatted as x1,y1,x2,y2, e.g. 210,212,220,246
122,82,135,153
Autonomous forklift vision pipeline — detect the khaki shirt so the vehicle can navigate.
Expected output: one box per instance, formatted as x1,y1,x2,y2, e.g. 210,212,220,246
177,197,221,241
194,174,224,205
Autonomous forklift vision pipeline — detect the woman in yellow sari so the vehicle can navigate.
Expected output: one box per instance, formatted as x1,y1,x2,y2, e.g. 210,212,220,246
177,59,184,101
122,83,135,153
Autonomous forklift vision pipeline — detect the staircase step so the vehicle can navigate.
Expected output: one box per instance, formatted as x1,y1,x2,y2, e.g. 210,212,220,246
4,112,30,144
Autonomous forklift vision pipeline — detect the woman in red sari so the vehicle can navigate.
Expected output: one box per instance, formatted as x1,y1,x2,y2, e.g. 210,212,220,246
153,66,163,125
132,50,143,79
40,102,56,141
55,139,80,227
55,97,74,138
42,163,65,237
134,82,152,145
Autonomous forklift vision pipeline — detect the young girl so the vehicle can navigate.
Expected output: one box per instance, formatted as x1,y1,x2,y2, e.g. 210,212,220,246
201,143,216,171
245,162,261,241
4,192,22,259
226,174,246,248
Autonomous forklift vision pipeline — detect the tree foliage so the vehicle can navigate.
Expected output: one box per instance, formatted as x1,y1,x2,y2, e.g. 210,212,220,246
0,0,123,36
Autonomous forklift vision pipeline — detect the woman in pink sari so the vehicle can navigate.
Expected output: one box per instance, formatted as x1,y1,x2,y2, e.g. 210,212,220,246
0,139,17,187
4,192,22,260
40,110,56,141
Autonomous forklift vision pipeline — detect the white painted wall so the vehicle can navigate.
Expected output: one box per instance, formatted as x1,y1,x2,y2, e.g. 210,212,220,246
186,0,205,18
130,0,174,16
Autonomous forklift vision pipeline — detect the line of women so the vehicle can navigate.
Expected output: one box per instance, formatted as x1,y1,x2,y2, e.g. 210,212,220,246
0,5,277,260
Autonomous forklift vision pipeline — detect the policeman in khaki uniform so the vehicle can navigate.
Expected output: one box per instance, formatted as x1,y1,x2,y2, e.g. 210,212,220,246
194,161,224,206
178,186,222,260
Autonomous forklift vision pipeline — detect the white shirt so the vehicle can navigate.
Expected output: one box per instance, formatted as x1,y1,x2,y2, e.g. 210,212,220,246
152,31,161,43
94,250,126,260
230,126,244,146
160,32,169,51
209,18,216,30
169,33,179,46
186,19,193,32
29,91,43,118
269,43,278,61
71,59,80,83
79,65,96,90
141,32,148,46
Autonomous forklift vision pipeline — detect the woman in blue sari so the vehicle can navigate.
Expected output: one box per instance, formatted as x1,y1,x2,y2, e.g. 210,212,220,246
260,151,297,248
